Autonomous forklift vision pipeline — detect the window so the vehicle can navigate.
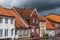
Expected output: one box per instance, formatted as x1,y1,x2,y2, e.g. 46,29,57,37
36,19,38,24
5,18,8,24
11,19,13,24
0,29,3,37
11,29,13,35
31,29,34,35
32,18,34,23
36,29,39,34
40,21,45,27
5,29,8,36
19,29,22,35
0,17,3,23
22,29,25,35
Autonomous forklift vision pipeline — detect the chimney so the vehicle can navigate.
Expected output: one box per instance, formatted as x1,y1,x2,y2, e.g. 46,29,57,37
24,5,28,9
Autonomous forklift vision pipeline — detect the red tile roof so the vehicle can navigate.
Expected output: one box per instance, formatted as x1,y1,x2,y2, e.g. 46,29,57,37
44,17,55,30
13,7,34,17
0,6,28,28
45,13,60,23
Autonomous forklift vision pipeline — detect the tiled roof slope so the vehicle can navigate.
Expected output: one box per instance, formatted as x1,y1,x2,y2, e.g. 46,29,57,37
0,6,28,28
44,17,55,30
45,13,60,23
13,7,34,17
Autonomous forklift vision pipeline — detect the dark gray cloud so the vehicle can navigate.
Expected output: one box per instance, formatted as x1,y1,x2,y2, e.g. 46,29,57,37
0,0,60,15
19,0,60,11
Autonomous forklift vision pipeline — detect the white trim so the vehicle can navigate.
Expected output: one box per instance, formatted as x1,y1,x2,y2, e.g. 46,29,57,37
30,8,40,17
13,8,29,28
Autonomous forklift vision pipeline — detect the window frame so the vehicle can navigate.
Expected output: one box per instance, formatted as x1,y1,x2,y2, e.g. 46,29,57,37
0,17,3,23
32,18,35,23
11,19,13,24
5,18,8,24
5,29,8,36
0,29,3,37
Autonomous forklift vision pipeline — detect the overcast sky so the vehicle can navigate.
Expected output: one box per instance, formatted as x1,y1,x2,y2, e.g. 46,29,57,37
0,0,60,16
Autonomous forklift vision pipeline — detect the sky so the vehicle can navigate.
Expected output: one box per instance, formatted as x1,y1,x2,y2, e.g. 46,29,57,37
0,0,60,16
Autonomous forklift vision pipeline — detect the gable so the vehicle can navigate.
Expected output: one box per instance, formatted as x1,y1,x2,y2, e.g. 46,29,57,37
30,8,39,18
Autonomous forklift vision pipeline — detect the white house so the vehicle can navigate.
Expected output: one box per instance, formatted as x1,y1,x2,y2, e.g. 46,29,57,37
0,15,15,39
39,16,46,37
0,6,15,40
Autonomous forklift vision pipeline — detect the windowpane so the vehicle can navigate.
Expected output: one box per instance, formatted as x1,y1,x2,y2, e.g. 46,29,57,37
19,29,22,35
36,29,39,34
31,29,34,35
32,18,34,23
36,19,38,24
0,17,3,23
5,29,8,36
11,29,13,35
5,18,8,24
11,19,13,24
0,29,3,37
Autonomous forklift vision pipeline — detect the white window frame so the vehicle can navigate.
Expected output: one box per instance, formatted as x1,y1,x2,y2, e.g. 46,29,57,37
5,29,8,36
11,29,14,35
11,19,13,24
5,18,8,24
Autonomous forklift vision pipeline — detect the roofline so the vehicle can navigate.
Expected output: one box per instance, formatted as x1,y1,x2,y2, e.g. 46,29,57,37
0,15,15,18
13,8,29,28
44,13,60,17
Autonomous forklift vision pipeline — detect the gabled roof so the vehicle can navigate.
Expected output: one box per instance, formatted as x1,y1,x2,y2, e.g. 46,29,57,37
45,13,60,23
0,6,28,28
12,7,39,17
13,7,34,17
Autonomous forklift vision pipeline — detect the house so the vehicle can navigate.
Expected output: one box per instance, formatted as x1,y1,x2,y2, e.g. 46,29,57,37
0,6,29,40
39,16,46,37
39,15,55,37
45,13,60,36
0,6,15,40
45,17,55,36
12,7,40,38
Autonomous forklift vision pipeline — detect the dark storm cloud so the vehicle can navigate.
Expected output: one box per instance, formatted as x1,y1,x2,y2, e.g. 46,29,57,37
0,0,60,15
18,0,60,12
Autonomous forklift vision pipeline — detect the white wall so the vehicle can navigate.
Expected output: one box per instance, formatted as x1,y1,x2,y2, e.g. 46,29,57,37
46,30,55,36
0,17,15,39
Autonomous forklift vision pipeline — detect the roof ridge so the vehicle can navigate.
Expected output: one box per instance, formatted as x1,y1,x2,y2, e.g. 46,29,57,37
44,13,60,17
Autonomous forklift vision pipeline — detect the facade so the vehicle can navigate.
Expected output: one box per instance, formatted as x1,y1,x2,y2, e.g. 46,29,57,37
0,16,15,39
